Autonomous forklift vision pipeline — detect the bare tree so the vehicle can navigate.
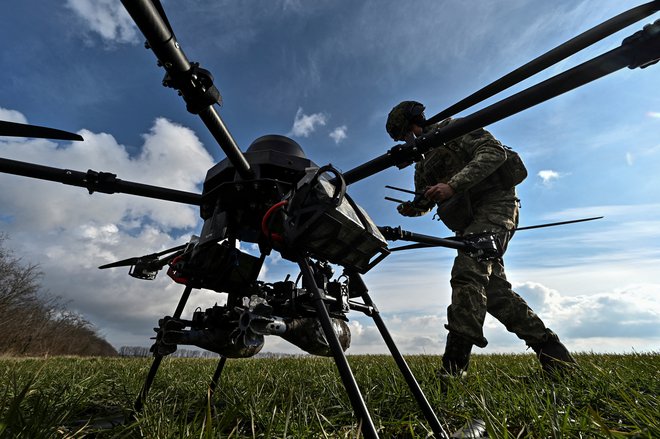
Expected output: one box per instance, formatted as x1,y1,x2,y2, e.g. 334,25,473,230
0,234,117,357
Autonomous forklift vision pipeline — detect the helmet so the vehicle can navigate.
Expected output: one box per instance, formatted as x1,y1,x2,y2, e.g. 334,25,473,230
386,101,426,141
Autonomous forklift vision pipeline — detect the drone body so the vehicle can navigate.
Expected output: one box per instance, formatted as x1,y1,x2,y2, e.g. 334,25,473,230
144,133,386,359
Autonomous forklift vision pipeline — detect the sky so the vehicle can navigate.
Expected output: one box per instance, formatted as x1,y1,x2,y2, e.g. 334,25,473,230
1,0,658,357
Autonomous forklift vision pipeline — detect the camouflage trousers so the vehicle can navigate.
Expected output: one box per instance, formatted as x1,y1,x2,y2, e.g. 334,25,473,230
444,188,551,348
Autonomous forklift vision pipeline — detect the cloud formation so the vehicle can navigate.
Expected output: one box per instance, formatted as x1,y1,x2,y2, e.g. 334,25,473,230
329,125,347,144
1,109,215,346
337,280,660,355
289,108,327,138
0,107,28,124
65,0,139,44
514,282,660,340
538,169,561,185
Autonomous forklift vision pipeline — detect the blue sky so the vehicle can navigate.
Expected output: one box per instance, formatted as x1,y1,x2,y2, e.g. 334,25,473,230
1,0,658,355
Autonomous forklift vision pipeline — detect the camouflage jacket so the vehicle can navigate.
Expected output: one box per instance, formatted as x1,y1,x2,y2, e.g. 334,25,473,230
411,118,508,229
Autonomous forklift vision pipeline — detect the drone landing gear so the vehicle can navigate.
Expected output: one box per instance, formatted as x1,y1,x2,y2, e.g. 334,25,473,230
134,284,193,412
208,355,227,397
296,257,448,438
133,261,448,438
346,271,447,438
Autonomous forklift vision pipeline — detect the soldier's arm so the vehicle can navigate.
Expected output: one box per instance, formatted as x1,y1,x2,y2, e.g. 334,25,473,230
447,128,506,193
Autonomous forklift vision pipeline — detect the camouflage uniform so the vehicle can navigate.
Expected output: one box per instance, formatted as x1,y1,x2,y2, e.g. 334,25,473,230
410,119,554,351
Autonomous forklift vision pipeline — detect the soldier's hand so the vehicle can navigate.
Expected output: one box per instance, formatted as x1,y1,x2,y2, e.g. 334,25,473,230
424,183,455,203
397,201,419,217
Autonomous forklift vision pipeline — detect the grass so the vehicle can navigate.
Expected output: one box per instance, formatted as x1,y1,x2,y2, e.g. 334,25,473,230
0,353,657,438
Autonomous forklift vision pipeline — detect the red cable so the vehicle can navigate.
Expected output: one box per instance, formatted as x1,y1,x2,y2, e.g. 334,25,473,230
261,200,288,243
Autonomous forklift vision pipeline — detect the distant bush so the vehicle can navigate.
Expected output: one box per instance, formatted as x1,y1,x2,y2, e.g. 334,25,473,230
0,234,116,357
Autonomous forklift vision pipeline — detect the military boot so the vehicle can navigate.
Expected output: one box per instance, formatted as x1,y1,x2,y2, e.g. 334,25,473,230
530,332,577,377
438,332,473,391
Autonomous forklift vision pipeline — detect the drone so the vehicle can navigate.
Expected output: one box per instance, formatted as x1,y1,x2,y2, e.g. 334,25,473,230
1,1,658,438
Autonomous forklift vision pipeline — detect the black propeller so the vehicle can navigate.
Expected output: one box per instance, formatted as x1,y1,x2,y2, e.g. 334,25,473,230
388,216,604,252
0,120,83,141
99,244,186,269
99,244,188,280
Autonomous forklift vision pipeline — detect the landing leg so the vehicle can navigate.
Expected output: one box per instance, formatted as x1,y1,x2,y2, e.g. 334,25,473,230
209,356,227,397
349,272,448,438
134,284,194,412
298,258,379,439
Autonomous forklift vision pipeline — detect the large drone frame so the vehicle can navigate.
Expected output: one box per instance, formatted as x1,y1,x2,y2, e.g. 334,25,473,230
1,1,659,438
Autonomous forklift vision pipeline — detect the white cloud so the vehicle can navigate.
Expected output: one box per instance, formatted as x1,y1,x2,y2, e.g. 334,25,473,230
0,107,28,124
626,144,660,167
514,282,660,340
647,112,660,119
1,117,212,231
65,0,139,44
289,107,327,137
349,320,364,336
340,280,660,355
329,125,347,144
0,113,215,347
538,169,562,185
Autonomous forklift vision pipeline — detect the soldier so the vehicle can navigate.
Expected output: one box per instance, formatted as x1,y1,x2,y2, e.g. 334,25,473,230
386,100,576,378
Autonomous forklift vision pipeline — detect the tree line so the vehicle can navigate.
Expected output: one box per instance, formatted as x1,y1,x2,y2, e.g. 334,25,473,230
0,234,117,357
118,346,221,358
118,346,303,359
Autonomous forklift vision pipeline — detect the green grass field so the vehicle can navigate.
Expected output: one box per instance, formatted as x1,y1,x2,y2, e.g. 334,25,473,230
0,353,658,438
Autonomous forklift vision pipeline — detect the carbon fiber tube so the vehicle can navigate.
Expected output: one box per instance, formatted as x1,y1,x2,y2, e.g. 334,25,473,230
0,157,202,205
425,1,660,124
342,23,660,185
121,0,253,179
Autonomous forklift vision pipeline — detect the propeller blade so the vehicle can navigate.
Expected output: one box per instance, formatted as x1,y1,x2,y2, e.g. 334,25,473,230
388,216,604,252
98,244,187,269
515,216,604,231
99,256,142,269
424,1,660,125
0,120,83,141
385,185,424,196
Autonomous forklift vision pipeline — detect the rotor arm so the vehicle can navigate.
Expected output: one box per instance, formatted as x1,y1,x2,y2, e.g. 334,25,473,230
342,19,660,185
424,1,660,125
378,226,469,251
0,157,202,205
379,226,503,260
121,0,253,180
415,19,660,149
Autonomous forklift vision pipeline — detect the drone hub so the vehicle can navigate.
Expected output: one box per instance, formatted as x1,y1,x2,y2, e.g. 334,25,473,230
200,135,317,245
